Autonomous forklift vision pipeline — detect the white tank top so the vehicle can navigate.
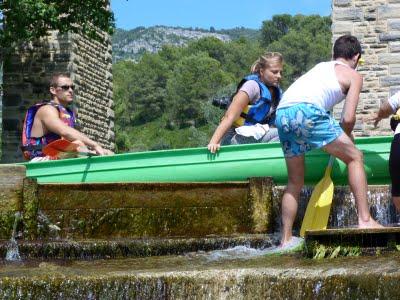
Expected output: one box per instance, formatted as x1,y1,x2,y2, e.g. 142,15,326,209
278,61,347,111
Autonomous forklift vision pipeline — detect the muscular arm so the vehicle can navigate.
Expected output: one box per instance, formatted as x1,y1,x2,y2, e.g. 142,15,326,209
372,101,396,127
207,91,249,153
336,65,363,136
36,105,107,153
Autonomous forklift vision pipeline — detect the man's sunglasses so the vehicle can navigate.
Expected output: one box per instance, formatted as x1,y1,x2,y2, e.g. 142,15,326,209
57,85,75,91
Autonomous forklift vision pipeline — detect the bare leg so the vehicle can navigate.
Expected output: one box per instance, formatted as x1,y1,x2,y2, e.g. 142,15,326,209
281,155,305,245
324,133,382,228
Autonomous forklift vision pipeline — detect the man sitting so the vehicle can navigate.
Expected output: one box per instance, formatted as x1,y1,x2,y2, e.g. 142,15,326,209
21,73,112,161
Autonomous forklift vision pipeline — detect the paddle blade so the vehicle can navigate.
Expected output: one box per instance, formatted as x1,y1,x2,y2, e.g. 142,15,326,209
42,139,79,157
300,172,334,237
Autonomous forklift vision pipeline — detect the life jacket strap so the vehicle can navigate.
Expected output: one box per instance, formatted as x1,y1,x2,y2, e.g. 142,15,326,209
20,144,43,151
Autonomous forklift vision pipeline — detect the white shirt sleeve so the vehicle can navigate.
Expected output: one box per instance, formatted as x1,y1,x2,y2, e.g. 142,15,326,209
388,91,400,112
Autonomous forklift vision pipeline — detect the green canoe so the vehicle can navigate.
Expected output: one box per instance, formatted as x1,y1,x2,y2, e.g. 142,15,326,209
23,136,392,185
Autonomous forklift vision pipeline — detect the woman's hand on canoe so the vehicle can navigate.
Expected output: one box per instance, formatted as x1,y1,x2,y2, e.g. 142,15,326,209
207,143,221,154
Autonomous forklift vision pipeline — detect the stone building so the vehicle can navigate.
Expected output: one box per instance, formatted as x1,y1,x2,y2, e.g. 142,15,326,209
332,0,400,136
1,30,114,163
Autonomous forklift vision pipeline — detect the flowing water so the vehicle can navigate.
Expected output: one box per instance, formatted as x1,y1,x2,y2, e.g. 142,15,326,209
5,212,21,262
1,186,399,298
0,249,399,299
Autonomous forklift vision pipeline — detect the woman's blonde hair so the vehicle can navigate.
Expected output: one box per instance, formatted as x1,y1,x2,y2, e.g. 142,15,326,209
250,52,283,74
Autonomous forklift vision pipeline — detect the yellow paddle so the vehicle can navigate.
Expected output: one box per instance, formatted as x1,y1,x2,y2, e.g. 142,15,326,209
300,155,335,237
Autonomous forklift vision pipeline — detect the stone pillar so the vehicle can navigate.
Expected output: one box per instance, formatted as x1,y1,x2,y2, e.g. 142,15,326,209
332,0,400,136
1,30,114,163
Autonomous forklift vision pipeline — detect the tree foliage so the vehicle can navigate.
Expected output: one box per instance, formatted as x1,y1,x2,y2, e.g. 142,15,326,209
0,0,115,48
166,52,234,128
260,14,293,46
111,15,333,152
261,14,332,87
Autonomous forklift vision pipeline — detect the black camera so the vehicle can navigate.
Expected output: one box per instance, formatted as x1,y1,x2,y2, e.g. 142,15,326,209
211,96,232,109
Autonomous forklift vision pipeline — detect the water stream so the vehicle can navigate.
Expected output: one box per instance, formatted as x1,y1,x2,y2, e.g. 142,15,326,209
5,212,21,262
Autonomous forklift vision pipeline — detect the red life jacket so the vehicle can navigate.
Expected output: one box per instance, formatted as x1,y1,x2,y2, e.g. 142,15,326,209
21,101,75,160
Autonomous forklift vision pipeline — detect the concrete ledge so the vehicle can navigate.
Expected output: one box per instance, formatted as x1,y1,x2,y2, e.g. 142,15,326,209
305,226,400,257
0,234,275,260
0,164,25,211
25,178,275,239
0,253,399,299
0,164,25,239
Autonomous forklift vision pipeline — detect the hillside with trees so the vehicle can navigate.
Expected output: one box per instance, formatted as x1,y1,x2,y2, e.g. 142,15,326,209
113,14,332,152
112,26,260,62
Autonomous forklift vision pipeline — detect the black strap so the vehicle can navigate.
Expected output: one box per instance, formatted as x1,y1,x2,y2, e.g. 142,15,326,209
21,144,43,151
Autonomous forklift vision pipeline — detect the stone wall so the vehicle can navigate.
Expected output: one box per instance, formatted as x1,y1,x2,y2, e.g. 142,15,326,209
332,0,400,136
1,30,114,163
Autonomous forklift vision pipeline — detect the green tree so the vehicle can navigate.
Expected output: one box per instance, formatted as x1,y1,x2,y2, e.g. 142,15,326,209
260,14,293,47
186,37,228,65
128,53,170,125
166,52,234,128
262,15,332,87
113,60,137,128
1,0,114,49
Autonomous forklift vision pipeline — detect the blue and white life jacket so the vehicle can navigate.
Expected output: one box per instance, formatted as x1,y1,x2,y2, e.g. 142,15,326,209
233,74,282,127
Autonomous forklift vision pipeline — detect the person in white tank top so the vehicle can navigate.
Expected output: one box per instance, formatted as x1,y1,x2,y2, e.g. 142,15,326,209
275,35,382,248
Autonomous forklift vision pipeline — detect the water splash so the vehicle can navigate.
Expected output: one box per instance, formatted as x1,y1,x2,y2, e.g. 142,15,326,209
37,210,61,239
5,212,22,261
187,235,303,262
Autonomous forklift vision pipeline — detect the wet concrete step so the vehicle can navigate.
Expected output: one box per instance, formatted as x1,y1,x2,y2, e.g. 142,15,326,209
1,252,400,299
305,226,400,257
0,234,276,261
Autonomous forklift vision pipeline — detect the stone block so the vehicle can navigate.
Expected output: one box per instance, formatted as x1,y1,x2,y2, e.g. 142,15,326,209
2,94,22,106
390,64,400,74
380,76,400,86
378,53,400,64
389,41,400,52
388,19,400,31
334,0,351,7
32,180,275,239
379,32,400,42
333,8,363,21
332,22,353,34
2,119,20,131
378,5,400,19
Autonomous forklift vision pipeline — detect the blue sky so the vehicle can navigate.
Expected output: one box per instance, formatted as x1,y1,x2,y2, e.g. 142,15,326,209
111,0,332,30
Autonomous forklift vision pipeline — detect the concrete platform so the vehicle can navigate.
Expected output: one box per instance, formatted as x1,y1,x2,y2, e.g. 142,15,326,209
305,226,400,257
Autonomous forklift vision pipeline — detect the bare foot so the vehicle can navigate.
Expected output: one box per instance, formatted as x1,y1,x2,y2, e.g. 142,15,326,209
279,236,304,252
280,234,293,247
358,217,384,229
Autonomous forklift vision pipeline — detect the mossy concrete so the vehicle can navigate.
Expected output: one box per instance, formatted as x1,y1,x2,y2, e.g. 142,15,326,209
0,165,25,239
305,227,400,258
0,234,275,260
0,253,399,299
18,178,275,239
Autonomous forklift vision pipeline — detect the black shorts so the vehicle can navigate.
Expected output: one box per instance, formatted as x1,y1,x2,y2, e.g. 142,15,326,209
389,133,400,196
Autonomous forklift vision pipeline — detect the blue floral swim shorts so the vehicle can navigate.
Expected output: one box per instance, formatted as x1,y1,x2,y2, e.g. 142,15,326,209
275,103,343,157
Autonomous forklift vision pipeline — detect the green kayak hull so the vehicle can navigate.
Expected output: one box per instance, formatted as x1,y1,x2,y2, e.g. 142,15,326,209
22,136,392,185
